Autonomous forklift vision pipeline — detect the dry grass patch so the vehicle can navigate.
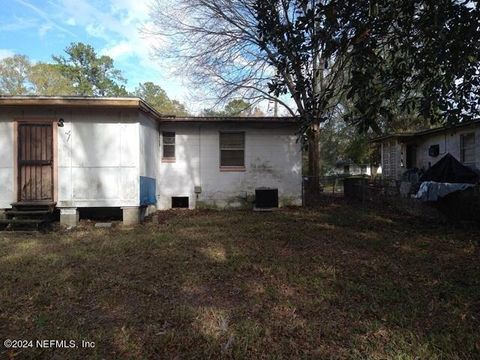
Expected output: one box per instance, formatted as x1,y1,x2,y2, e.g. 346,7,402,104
0,203,479,359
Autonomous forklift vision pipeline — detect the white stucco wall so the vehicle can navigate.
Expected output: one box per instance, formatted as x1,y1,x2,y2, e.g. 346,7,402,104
157,123,302,209
158,124,200,209
0,107,140,209
415,127,480,170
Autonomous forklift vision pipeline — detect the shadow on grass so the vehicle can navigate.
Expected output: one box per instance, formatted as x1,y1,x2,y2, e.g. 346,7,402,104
0,204,479,359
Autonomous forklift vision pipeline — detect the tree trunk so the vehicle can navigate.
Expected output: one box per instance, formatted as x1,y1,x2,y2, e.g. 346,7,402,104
307,122,321,196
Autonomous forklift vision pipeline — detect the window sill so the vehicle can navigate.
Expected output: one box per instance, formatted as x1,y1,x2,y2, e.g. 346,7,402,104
162,158,176,163
220,166,246,172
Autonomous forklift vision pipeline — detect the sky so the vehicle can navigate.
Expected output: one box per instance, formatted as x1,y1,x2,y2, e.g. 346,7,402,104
0,0,196,109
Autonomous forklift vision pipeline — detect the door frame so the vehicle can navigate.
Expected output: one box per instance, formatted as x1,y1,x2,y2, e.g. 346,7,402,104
13,118,58,203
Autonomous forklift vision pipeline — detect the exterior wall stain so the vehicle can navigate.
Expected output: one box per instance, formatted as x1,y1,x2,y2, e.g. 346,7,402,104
0,107,302,211
156,123,303,210
250,158,275,174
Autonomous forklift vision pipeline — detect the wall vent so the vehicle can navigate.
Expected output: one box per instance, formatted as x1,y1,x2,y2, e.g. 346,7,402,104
172,197,189,208
255,188,278,209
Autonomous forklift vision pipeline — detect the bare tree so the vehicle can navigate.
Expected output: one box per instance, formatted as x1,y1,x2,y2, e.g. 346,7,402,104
148,0,356,193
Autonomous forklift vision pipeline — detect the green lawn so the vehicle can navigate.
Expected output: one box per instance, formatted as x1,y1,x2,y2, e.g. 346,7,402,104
1,201,479,359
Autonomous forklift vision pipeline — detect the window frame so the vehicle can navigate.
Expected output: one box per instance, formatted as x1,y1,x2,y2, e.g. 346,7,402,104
162,131,176,162
219,131,246,171
460,132,476,166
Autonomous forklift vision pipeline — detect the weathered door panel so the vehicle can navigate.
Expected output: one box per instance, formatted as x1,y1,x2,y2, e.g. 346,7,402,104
18,123,54,201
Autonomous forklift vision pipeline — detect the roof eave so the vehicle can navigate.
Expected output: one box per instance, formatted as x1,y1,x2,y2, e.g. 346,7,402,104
158,116,297,123
0,96,164,122
370,119,480,143
0,97,297,124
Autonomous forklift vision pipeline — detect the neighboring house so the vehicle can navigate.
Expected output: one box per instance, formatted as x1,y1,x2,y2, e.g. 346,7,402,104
332,160,372,176
372,120,480,180
0,96,302,226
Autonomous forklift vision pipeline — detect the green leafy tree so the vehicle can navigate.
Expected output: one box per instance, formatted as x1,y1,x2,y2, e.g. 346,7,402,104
319,117,374,175
53,42,127,96
151,0,480,194
170,100,188,116
200,108,224,116
0,55,32,95
150,0,368,193
29,63,76,96
346,1,480,131
134,82,188,115
201,99,264,116
224,99,251,116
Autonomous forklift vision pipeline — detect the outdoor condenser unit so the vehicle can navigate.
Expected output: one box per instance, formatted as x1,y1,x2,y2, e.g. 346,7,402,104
255,188,279,209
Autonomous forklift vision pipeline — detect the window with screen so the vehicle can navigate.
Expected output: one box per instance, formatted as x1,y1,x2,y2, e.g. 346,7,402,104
460,132,476,165
163,132,175,160
220,132,245,168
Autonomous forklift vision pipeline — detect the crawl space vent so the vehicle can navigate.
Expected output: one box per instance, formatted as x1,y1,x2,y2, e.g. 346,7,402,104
172,196,189,208
255,188,278,210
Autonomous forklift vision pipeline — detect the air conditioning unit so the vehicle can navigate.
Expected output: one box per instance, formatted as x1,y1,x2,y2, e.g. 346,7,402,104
254,188,278,210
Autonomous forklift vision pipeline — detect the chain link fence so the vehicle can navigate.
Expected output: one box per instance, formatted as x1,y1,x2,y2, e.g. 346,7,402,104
302,175,402,205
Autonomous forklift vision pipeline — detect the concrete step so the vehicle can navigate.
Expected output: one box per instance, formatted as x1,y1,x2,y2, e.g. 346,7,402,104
11,201,56,206
10,201,56,212
0,219,45,224
7,210,52,217
2,202,56,231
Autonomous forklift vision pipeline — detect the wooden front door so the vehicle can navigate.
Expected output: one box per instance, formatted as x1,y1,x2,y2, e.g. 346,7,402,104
18,123,54,201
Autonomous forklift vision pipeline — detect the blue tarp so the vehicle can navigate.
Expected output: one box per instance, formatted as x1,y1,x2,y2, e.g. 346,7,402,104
140,176,156,205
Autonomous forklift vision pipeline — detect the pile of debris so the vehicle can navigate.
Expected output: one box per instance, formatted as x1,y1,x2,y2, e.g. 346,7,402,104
409,154,480,221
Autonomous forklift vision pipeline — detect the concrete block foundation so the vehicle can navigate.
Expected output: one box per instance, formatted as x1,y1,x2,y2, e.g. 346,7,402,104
60,208,79,227
122,206,143,226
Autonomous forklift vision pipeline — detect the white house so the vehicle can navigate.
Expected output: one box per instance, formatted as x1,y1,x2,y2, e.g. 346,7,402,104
0,97,302,227
373,120,480,179
331,160,373,176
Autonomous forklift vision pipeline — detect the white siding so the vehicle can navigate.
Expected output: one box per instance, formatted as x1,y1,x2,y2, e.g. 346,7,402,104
0,121,14,208
139,114,159,179
381,140,404,179
0,107,140,209
57,109,140,207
